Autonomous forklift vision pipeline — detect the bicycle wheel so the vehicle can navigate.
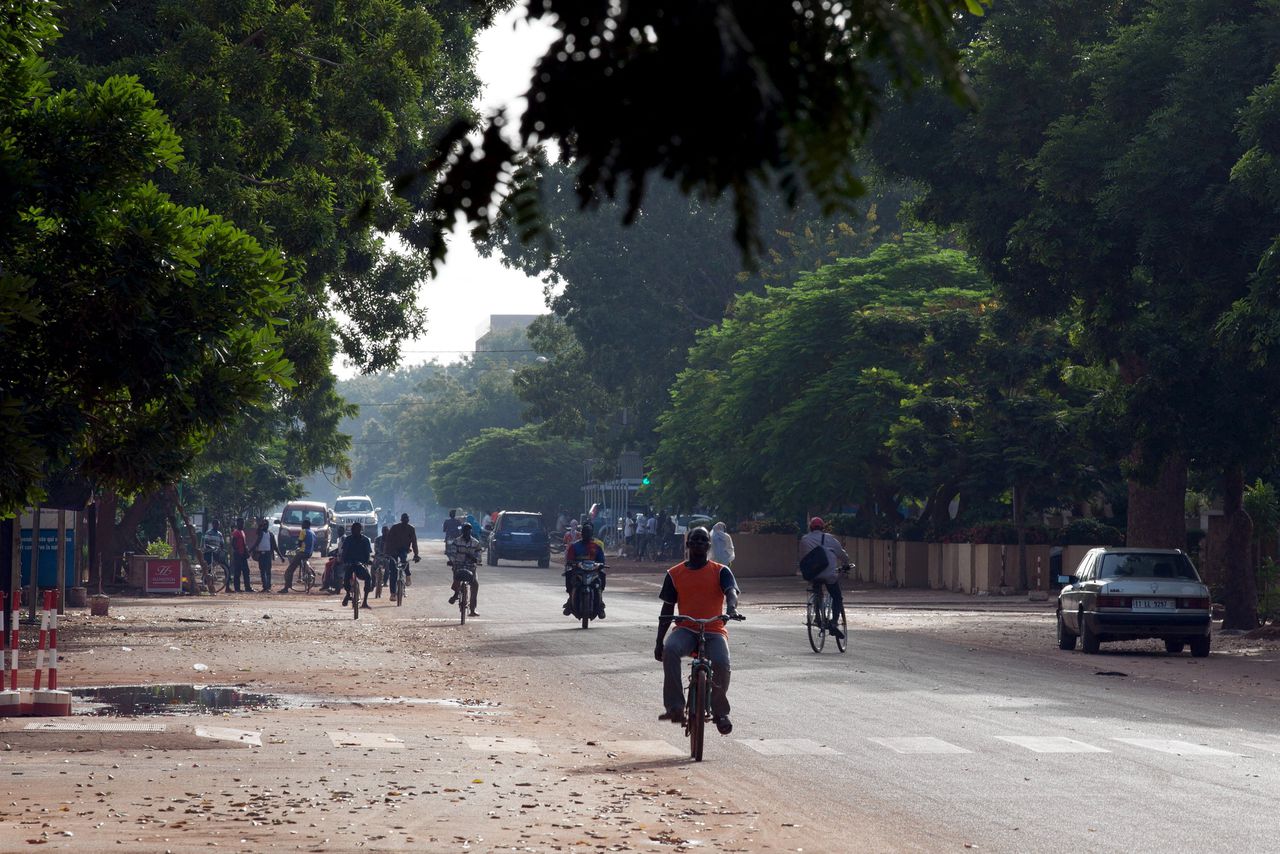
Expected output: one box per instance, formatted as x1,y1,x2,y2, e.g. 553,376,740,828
835,601,848,653
807,590,827,653
303,564,314,594
395,567,404,607
688,668,707,762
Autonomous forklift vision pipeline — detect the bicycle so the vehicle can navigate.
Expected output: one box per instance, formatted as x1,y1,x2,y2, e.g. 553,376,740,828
371,554,391,599
343,562,370,620
806,564,850,653
202,549,229,594
676,613,745,762
385,554,408,607
452,562,476,624
299,553,316,594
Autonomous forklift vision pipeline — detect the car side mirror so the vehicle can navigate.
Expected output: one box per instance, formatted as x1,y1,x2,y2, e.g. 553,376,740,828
274,519,281,525
1056,574,1076,585
375,507,382,514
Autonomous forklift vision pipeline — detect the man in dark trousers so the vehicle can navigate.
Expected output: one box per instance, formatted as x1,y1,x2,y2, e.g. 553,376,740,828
248,517,281,592
230,518,253,592
340,522,374,610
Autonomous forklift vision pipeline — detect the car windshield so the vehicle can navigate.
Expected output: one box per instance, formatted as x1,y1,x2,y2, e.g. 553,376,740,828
1098,553,1200,581
503,515,542,533
282,508,328,527
334,499,372,513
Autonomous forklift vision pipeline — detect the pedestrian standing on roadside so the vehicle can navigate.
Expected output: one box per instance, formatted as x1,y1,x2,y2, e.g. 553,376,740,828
646,512,659,561
624,514,636,557
711,521,736,567
201,520,224,576
230,518,253,592
250,517,279,592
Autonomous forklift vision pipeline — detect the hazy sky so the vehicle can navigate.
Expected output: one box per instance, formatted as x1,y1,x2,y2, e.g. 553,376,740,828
334,5,557,378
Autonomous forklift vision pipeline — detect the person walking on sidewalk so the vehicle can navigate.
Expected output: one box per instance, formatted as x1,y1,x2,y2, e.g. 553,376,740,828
711,521,735,567
230,518,253,592
800,517,849,640
249,517,281,592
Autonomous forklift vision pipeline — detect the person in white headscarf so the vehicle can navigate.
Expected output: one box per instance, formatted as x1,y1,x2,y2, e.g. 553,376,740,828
710,521,736,567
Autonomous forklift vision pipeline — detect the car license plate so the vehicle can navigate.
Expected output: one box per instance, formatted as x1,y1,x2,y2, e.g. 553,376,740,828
1131,599,1174,610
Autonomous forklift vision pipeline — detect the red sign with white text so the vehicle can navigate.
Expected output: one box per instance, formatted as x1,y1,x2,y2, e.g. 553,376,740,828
144,558,184,594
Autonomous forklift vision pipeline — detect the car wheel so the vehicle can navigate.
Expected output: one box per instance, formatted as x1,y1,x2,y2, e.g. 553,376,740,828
1164,639,1185,655
1079,609,1100,654
487,547,498,567
1189,635,1211,658
537,554,550,568
1057,610,1078,651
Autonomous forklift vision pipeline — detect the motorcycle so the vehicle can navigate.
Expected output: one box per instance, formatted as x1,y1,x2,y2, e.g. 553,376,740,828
565,559,607,629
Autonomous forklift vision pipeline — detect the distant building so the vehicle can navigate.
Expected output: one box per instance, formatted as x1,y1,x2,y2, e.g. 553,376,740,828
475,314,542,353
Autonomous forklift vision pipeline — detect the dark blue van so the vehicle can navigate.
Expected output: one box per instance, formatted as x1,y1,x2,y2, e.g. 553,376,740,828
487,511,551,568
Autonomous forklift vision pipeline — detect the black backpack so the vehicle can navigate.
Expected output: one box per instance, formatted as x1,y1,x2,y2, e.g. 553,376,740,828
799,533,829,581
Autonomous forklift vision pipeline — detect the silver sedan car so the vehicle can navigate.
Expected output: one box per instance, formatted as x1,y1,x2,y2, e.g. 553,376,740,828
1056,547,1212,657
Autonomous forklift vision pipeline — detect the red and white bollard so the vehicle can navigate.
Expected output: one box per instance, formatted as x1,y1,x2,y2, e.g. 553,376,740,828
31,590,70,716
0,591,20,717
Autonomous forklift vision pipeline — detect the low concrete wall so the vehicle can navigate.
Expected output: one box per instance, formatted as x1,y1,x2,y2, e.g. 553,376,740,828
732,533,800,578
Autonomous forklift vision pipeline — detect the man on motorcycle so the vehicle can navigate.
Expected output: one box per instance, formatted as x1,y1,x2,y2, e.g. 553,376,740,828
383,513,421,597
278,517,316,593
654,526,740,735
339,522,374,610
563,521,608,618
447,522,483,616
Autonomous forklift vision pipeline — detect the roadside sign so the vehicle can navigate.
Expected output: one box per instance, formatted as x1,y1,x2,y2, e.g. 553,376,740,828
144,559,184,594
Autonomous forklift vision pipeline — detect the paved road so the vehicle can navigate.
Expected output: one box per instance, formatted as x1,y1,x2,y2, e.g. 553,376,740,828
472,555,1280,853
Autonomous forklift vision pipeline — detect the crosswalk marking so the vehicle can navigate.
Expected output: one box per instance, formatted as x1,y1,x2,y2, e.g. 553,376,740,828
327,731,405,750
606,740,685,757
739,738,841,756
464,736,539,753
195,726,262,747
25,721,167,733
1113,738,1238,757
867,737,970,755
996,736,1109,754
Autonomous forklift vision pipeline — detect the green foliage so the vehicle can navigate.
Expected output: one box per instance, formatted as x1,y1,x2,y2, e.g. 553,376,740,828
430,426,586,519
50,0,508,371
0,3,295,514
428,0,984,263
736,520,799,536
144,539,174,557
1244,479,1280,540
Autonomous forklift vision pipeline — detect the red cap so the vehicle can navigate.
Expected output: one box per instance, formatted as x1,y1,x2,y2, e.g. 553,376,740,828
809,516,824,531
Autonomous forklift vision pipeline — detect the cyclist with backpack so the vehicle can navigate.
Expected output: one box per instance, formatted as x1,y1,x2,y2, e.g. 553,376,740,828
799,517,849,640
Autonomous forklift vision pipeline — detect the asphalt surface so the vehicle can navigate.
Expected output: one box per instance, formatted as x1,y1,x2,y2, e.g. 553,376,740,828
480,557,1280,853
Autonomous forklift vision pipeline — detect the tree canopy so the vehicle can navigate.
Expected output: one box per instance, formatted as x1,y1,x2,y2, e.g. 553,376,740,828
431,426,586,520
1,1,294,515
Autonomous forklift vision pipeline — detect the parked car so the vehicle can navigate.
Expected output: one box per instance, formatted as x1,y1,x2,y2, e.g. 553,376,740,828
1056,547,1212,657
332,495,380,535
487,511,551,568
276,501,333,554
673,514,713,536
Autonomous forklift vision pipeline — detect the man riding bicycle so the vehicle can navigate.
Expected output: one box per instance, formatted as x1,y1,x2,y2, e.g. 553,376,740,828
800,517,849,640
339,522,374,611
279,517,316,593
563,520,608,618
654,526,740,735
383,513,420,598
447,522,483,616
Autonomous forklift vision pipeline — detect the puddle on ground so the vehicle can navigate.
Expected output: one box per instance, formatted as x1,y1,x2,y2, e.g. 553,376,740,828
71,686,497,717
73,684,301,717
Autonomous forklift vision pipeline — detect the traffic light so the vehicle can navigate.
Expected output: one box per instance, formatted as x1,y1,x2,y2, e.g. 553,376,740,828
641,475,651,486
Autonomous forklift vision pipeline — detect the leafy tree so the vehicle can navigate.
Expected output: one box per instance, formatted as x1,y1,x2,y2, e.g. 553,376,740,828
1,1,293,516
431,426,586,520
50,0,509,370
873,0,1280,625
490,164,905,461
653,234,993,521
426,0,984,262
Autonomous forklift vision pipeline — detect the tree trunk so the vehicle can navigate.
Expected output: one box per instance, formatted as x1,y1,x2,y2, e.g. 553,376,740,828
1013,482,1028,590
1219,465,1258,630
1126,450,1187,549
96,488,163,580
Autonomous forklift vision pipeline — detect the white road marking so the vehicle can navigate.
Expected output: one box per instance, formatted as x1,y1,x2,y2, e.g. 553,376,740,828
867,737,971,755
327,731,405,750
605,740,686,757
1113,738,1238,757
738,738,842,756
25,721,167,732
995,736,1109,754
194,726,262,747
463,736,538,753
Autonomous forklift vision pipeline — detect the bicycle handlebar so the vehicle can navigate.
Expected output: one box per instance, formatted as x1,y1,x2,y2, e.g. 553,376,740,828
672,613,746,625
